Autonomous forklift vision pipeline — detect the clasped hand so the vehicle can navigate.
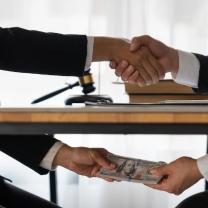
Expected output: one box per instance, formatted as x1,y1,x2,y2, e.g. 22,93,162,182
110,35,179,86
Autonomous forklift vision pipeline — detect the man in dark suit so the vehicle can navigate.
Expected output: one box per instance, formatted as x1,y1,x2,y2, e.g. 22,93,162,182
0,27,164,207
0,135,116,208
111,35,208,208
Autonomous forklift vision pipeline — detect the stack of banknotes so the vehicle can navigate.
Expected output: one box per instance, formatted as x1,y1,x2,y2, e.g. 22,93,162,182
98,154,165,184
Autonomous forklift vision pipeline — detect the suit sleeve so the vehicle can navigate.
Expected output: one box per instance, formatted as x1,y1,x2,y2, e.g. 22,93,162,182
193,54,208,93
0,27,87,77
0,135,58,175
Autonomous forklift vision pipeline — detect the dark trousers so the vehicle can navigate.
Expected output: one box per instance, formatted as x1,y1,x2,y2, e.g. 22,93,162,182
176,191,208,208
0,179,61,208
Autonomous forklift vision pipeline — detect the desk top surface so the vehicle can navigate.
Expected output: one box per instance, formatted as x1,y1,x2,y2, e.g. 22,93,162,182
0,105,208,124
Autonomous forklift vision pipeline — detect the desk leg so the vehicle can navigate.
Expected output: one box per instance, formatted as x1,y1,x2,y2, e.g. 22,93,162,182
49,171,57,204
206,135,208,190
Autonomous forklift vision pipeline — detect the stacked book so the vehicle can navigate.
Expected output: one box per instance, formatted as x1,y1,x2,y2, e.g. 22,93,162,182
125,80,208,103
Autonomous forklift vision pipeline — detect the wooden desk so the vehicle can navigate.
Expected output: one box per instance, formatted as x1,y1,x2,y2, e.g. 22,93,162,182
0,105,208,134
1,105,208,202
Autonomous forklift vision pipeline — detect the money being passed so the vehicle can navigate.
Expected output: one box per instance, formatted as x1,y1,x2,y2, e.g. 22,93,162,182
98,154,165,184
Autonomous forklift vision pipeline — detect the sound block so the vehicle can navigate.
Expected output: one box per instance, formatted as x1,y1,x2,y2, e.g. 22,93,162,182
65,95,113,105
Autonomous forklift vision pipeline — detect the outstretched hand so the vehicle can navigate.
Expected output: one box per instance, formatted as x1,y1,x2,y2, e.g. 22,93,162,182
146,157,203,195
53,145,116,182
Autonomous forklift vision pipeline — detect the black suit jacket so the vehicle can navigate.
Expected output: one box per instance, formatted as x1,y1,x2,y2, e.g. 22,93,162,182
193,54,208,93
0,27,88,175
0,135,58,175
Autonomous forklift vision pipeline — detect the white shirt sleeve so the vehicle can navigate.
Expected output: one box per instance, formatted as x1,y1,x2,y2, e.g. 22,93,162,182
197,155,208,181
84,36,94,71
174,50,200,88
39,141,64,171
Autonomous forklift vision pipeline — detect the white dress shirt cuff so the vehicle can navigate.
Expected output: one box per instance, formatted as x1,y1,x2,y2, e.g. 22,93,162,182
174,50,200,88
84,36,94,71
197,155,208,181
39,141,64,171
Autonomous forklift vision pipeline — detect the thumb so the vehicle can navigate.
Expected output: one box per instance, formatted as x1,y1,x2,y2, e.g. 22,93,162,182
91,150,115,170
130,35,152,52
150,165,168,177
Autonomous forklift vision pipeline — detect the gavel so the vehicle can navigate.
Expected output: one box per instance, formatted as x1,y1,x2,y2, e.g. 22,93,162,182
31,71,113,105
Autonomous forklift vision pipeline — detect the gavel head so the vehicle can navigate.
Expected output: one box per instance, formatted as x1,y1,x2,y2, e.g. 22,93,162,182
79,72,96,95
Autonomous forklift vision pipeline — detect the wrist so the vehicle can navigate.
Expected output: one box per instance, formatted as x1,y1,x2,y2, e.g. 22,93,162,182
92,37,126,62
52,144,73,168
168,48,179,78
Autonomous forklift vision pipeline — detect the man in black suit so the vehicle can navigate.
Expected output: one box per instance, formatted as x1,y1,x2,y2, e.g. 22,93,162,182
0,135,116,208
111,35,208,208
0,27,164,207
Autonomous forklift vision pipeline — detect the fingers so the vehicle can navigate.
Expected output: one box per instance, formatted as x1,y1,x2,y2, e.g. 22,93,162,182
135,75,147,87
145,165,183,194
110,60,117,69
145,177,170,192
92,165,114,182
136,47,162,85
114,60,129,77
141,58,159,84
148,55,165,80
90,149,115,170
97,174,115,182
120,65,135,82
136,62,155,85
112,46,165,86
127,70,139,84
115,63,147,87
150,165,168,177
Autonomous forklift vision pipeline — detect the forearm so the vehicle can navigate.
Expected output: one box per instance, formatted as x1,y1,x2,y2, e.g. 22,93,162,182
52,144,73,169
0,27,87,77
0,135,57,175
92,37,128,62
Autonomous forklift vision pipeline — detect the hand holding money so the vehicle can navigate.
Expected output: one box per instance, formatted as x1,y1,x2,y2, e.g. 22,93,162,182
97,153,165,184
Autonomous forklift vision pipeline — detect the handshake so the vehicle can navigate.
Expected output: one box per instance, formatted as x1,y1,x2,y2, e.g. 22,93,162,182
93,35,179,87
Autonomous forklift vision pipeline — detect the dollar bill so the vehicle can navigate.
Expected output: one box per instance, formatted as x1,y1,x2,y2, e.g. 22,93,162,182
98,154,165,184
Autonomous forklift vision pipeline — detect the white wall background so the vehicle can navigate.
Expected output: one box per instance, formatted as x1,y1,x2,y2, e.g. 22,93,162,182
0,0,207,208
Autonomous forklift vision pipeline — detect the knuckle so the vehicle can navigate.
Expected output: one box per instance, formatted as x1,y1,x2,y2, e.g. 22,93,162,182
137,80,145,87
115,72,120,77
168,187,175,194
180,156,188,160
128,78,136,84
141,47,149,54
150,70,158,78
145,76,152,83
132,36,138,42
174,188,182,195
121,76,127,82
169,186,180,195
116,69,122,76
143,35,151,41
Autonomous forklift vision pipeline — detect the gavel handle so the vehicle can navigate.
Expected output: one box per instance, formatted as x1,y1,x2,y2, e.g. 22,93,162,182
31,82,79,104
